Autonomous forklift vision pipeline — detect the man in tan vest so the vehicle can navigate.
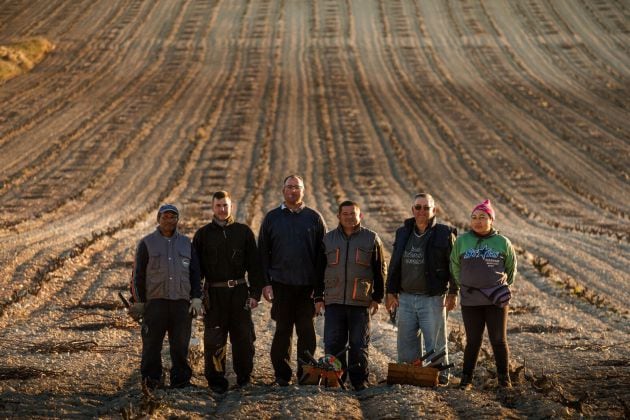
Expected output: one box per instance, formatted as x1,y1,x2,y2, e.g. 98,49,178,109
315,200,386,391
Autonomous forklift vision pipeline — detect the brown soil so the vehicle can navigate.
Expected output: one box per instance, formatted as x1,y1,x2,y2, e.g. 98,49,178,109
0,0,628,418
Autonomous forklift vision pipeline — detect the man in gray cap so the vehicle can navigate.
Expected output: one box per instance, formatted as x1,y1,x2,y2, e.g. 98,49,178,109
130,204,203,389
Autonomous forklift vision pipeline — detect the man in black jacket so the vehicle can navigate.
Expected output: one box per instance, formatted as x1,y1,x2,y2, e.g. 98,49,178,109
258,175,327,386
386,193,457,385
193,191,264,393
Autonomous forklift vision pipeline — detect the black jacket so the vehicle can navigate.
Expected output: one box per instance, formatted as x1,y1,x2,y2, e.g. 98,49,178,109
258,205,327,287
387,217,458,296
192,217,264,300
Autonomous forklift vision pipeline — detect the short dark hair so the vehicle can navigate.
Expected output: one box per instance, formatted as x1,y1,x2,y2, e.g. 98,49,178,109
338,200,360,214
413,193,435,206
212,190,231,201
283,174,304,186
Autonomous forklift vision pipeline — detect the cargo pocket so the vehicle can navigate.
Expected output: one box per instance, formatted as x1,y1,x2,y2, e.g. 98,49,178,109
324,276,343,301
355,247,372,267
326,248,340,266
145,277,163,299
352,278,372,303
178,245,192,297
149,253,161,270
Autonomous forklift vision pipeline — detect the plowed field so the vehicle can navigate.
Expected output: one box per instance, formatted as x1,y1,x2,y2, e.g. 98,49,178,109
1,1,628,418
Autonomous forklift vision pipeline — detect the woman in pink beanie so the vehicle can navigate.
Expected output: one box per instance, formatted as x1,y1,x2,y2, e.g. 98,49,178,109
450,199,517,390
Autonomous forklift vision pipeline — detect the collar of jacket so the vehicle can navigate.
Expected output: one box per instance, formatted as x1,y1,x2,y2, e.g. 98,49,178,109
156,227,179,239
211,215,235,227
281,202,305,213
336,223,362,239
403,216,437,232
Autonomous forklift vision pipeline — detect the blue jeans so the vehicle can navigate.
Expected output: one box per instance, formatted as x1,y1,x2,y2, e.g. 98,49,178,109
324,304,370,388
397,293,449,377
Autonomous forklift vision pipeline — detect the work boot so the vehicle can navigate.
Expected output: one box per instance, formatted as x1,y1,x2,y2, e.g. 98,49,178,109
459,373,473,391
274,377,290,387
498,373,512,388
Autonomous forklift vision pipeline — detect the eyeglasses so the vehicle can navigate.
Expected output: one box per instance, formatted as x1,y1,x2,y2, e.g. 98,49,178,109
284,185,304,191
413,205,433,211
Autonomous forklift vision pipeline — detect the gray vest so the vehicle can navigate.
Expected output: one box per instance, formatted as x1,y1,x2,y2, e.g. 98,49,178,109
323,227,376,307
143,229,192,301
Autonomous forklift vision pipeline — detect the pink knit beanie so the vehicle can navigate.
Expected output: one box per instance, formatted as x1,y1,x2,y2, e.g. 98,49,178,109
472,199,495,220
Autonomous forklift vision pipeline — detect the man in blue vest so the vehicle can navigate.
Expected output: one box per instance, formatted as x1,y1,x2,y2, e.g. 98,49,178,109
386,193,457,385
130,204,203,389
315,200,386,391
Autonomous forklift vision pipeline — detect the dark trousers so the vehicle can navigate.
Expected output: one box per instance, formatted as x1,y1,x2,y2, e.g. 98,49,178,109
141,299,192,387
269,282,316,382
461,305,510,376
324,304,370,387
204,285,255,388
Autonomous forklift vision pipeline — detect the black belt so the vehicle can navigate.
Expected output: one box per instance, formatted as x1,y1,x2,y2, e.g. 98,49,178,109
209,278,247,288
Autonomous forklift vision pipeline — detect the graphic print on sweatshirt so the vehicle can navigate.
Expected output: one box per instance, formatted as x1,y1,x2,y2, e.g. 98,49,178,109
460,244,506,288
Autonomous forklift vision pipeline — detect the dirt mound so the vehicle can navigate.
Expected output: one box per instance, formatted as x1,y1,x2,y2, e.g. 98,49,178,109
0,37,54,82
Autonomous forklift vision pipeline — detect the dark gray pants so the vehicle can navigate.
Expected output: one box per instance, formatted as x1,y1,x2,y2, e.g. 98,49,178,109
324,304,370,387
269,282,316,382
141,299,192,387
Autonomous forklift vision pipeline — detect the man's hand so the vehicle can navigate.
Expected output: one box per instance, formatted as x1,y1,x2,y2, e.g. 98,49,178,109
189,298,203,317
385,293,399,312
246,298,259,310
129,302,145,322
444,294,457,312
315,301,325,316
369,301,379,316
262,285,274,302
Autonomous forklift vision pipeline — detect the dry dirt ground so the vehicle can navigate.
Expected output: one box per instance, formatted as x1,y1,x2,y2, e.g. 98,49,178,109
0,0,628,418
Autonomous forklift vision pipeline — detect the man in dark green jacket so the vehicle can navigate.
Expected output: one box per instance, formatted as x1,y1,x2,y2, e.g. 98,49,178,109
315,200,386,391
193,191,264,393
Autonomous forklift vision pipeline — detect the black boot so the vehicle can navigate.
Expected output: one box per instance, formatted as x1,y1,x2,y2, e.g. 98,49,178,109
498,373,512,388
459,373,473,391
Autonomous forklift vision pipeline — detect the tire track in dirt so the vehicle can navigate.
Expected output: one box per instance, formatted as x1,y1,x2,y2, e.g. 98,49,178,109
442,0,628,227
494,1,630,171
0,1,195,228
564,0,629,78
0,0,216,312
0,0,60,37
0,0,148,147
508,0,628,100
381,1,629,239
170,0,284,231
307,0,410,238
484,1,629,145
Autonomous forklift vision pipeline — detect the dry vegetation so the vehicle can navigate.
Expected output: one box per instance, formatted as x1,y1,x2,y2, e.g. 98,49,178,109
0,37,53,82
0,0,628,418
